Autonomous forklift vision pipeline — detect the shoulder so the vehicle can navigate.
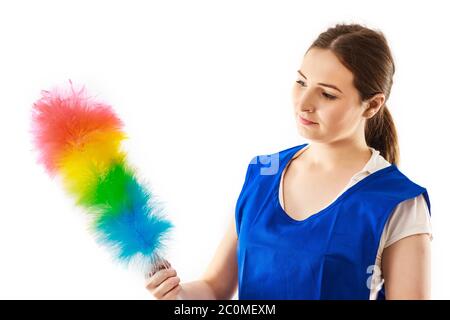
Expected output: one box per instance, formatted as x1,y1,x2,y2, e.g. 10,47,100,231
237,143,308,197
247,143,309,171
389,166,431,213
380,193,432,249
364,164,429,205
374,182,432,260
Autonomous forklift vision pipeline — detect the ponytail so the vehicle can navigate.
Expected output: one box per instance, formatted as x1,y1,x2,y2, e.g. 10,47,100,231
365,105,399,165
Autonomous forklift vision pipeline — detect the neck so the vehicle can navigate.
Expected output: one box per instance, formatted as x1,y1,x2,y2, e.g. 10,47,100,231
303,138,371,172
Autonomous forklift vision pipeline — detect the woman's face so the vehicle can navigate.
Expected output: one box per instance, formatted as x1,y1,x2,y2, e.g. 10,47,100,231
292,48,368,144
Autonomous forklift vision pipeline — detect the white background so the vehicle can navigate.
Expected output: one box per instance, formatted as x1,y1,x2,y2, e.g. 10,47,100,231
0,0,449,299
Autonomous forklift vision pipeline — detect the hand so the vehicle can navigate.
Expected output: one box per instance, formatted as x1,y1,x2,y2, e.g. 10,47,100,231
145,261,182,300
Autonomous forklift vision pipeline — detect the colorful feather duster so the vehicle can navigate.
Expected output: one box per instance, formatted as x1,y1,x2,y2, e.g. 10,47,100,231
31,81,173,275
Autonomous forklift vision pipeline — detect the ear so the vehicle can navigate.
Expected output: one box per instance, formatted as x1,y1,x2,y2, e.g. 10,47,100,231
362,93,386,119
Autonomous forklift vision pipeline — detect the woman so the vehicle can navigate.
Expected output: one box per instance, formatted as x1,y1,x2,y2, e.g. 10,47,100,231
146,23,432,300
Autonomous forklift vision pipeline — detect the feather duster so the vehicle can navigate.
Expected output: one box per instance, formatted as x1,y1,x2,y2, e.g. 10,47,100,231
31,81,173,275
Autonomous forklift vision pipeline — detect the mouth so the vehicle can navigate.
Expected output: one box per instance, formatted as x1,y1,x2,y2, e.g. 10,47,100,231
298,115,318,125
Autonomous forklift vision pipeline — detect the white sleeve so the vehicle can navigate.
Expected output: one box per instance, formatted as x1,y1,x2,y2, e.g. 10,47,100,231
380,194,433,250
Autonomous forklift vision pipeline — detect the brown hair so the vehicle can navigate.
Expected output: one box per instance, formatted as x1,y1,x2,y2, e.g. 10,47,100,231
308,23,399,165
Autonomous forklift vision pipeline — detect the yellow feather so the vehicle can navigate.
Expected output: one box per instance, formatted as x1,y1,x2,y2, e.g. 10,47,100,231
58,129,127,202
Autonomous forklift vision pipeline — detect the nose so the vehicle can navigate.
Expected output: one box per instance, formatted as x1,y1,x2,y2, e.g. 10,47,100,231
300,103,314,113
293,89,315,113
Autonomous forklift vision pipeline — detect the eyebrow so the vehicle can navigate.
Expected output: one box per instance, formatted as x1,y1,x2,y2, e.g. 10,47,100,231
297,70,343,94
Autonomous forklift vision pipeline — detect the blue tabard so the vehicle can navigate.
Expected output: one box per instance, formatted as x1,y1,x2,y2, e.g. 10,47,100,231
235,143,431,300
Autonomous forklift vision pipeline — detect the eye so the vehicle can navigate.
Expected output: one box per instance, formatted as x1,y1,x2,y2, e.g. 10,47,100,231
322,92,337,100
296,80,338,100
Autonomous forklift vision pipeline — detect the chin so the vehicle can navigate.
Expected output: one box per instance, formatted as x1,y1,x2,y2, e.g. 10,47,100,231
296,126,322,141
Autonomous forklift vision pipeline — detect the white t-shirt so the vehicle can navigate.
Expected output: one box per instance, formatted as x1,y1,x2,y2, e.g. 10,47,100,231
278,144,432,299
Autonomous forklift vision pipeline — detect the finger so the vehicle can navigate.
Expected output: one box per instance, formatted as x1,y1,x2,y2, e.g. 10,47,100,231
152,276,180,299
161,284,182,300
153,275,180,298
146,268,177,290
148,260,172,278
162,259,171,269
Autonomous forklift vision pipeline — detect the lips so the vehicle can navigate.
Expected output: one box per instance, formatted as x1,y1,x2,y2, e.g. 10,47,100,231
298,115,318,125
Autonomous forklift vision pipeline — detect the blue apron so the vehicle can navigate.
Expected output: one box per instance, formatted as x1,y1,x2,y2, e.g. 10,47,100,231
235,143,431,300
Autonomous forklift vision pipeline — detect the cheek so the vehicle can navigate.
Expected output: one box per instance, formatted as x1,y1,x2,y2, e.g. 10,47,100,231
321,103,358,130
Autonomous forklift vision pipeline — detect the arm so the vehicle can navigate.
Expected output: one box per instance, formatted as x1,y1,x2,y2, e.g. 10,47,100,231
179,218,239,300
381,233,431,299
